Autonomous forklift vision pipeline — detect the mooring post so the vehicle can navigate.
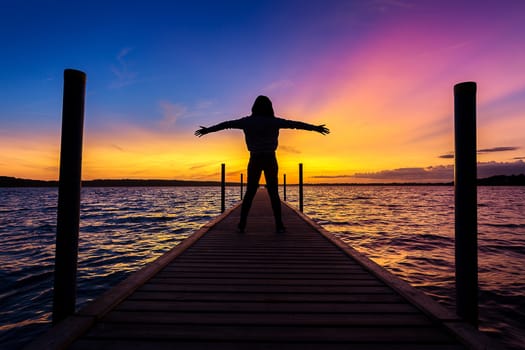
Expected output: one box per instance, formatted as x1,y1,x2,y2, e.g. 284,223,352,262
221,163,226,213
53,69,86,324
240,173,244,200
299,163,304,212
454,81,478,327
283,173,287,201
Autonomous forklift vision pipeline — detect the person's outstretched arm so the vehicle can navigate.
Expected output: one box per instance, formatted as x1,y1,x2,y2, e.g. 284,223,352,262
194,119,244,137
279,118,330,135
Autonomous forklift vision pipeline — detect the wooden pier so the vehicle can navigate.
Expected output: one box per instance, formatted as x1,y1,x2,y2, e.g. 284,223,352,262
26,188,496,349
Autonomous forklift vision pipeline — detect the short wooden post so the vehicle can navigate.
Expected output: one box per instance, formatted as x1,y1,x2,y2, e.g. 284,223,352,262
221,163,225,213
283,173,287,201
299,163,303,212
240,173,244,200
454,81,478,327
53,69,86,324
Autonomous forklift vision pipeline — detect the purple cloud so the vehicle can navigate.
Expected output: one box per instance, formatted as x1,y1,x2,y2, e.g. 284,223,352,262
439,154,454,159
311,160,525,183
438,146,520,160
478,160,525,178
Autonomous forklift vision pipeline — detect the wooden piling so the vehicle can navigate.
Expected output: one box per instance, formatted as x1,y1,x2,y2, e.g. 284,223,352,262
283,173,287,201
221,163,225,213
454,81,478,327
240,173,244,200
299,163,303,212
53,69,86,324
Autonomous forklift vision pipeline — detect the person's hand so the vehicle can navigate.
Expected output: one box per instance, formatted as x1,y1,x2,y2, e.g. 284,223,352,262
194,126,208,137
317,124,330,135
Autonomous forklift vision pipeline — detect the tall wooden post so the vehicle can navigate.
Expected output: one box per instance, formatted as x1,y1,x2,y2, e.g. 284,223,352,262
240,173,244,200
53,69,86,324
454,81,478,327
299,163,303,212
221,163,225,213
283,174,287,201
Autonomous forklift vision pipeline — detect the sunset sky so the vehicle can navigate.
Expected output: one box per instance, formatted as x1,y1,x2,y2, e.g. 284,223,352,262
1,0,524,183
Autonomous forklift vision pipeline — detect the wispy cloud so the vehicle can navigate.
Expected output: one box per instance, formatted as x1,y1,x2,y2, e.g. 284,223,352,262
407,117,452,145
155,99,223,130
279,145,301,154
227,168,245,177
111,144,125,152
310,174,356,179
439,146,520,159
158,101,188,127
189,162,212,171
110,47,137,88
371,0,414,12
478,146,519,153
439,153,454,159
262,79,294,93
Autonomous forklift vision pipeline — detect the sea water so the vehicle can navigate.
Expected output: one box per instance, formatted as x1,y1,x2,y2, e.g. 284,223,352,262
0,186,523,349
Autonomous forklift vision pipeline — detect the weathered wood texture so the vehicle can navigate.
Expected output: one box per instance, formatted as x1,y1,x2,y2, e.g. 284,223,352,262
26,188,497,350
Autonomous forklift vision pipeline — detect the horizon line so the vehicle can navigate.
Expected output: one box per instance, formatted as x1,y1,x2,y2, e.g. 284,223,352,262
2,174,525,187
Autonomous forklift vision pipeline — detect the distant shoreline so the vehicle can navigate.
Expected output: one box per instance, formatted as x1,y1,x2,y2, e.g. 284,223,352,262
1,174,524,187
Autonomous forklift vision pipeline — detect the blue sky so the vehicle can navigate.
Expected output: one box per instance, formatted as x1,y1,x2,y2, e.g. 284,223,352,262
1,0,524,181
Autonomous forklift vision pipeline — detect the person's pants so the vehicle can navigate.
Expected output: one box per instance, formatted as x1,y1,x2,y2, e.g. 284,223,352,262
239,152,284,230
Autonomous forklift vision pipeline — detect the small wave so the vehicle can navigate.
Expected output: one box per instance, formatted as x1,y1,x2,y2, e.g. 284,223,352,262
322,221,355,226
418,233,453,243
107,215,175,224
351,196,371,200
184,214,215,222
480,243,525,256
16,270,54,287
483,223,525,229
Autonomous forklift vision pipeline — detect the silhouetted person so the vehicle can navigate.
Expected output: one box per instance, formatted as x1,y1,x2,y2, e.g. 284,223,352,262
195,95,329,233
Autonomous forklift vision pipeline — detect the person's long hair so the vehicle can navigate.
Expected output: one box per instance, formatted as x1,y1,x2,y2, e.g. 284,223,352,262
251,95,275,117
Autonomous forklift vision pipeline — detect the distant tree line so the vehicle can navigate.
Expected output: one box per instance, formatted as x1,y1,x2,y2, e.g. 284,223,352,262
1,174,524,187
0,176,225,187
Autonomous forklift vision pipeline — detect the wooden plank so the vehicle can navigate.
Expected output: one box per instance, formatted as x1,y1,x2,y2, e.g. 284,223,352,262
159,262,365,269
137,283,395,294
158,267,366,274
179,248,347,254
127,291,406,303
70,339,466,350
152,271,373,279
174,255,351,261
80,323,458,344
160,266,369,274
147,278,382,287
101,310,434,326
115,300,420,313
173,257,355,264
